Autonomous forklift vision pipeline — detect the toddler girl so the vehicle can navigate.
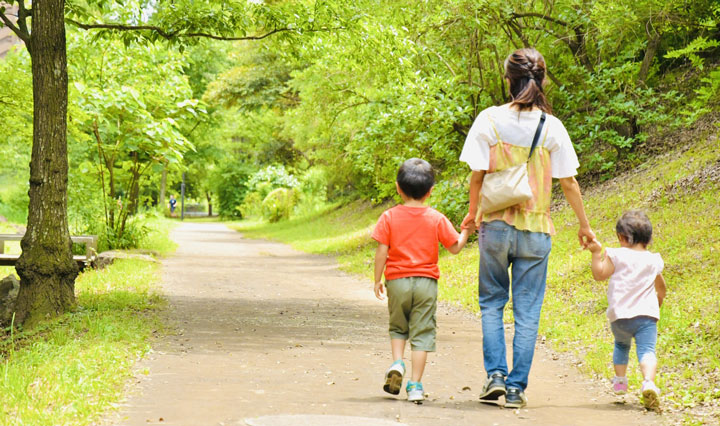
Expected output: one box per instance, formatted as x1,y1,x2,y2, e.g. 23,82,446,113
586,210,666,411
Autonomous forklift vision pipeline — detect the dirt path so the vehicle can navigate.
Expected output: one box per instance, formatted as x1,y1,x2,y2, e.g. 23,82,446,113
105,222,664,426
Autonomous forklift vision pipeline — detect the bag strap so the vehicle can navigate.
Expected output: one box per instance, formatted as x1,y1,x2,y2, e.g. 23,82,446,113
527,112,546,161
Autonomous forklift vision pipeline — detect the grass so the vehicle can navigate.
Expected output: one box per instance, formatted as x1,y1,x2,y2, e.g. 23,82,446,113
0,215,176,425
139,216,179,255
230,123,720,424
0,260,164,425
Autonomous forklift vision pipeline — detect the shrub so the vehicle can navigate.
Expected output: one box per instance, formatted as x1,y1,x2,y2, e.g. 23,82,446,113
238,191,263,218
262,188,297,222
215,161,252,218
429,178,467,227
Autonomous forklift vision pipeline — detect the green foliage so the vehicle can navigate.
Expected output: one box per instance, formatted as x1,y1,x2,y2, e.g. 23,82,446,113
98,217,150,251
684,67,720,119
428,178,468,227
215,161,252,218
0,183,28,225
248,165,299,198
665,37,720,70
199,0,719,191
67,31,202,245
238,192,263,219
261,187,297,222
560,65,684,174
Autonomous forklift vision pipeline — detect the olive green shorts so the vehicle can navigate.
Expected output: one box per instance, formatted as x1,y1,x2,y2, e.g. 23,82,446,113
386,276,438,352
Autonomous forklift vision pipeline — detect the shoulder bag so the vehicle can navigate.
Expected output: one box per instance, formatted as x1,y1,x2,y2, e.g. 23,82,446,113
478,112,546,215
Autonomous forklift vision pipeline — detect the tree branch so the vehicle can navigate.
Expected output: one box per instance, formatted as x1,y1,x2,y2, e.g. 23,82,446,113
0,9,29,43
511,12,570,28
16,0,31,38
66,19,342,41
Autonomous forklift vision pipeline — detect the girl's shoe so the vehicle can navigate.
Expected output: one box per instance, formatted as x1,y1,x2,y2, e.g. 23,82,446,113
611,376,628,395
406,381,424,403
641,381,661,411
383,360,405,395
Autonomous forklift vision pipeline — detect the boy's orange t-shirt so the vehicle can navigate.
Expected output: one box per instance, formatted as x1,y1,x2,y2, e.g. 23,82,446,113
371,205,460,281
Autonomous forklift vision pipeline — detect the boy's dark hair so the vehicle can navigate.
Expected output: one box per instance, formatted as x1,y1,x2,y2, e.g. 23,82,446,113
397,158,435,200
616,210,653,246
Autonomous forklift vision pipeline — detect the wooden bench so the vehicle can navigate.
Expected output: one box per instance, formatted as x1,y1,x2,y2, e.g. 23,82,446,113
0,234,98,269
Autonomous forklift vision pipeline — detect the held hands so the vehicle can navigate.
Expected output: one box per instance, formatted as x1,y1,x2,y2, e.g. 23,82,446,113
374,281,386,300
578,226,596,249
461,213,476,230
585,238,603,254
463,219,477,234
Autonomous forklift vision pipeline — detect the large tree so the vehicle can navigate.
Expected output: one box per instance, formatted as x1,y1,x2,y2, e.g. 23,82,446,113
0,0,350,326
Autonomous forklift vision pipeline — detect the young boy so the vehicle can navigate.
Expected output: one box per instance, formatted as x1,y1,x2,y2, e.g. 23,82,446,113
372,158,473,403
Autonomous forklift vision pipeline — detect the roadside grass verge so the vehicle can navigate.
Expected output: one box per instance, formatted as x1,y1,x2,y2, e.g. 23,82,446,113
230,126,719,424
0,215,176,425
0,259,164,425
141,216,179,256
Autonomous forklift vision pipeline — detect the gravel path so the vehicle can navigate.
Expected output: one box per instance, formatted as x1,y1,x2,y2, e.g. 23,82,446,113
104,222,664,426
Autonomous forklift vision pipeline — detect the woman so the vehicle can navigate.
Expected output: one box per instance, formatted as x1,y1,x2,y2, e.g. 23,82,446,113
459,48,595,408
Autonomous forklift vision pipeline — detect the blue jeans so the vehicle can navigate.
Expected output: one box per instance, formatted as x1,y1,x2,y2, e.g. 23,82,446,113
610,316,658,365
478,220,552,390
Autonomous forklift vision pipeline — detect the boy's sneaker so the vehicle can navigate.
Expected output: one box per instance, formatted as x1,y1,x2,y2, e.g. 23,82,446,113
641,381,661,411
504,387,527,408
479,372,507,402
406,381,424,403
611,376,628,395
383,360,405,395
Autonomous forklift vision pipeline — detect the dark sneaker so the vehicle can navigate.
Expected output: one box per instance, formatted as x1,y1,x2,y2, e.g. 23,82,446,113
504,387,527,408
479,372,506,402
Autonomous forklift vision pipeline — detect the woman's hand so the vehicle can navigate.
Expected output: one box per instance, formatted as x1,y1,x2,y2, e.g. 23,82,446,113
578,226,596,249
461,213,476,230
559,177,594,248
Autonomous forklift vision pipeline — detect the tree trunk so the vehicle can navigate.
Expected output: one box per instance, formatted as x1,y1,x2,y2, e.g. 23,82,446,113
129,154,141,215
638,32,661,85
14,0,78,327
206,191,212,217
159,164,167,212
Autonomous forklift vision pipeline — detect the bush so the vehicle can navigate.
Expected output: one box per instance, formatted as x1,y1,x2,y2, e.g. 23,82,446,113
215,161,252,218
238,191,263,218
296,167,329,215
0,184,28,224
99,217,150,251
429,178,467,227
262,188,297,222
248,165,299,199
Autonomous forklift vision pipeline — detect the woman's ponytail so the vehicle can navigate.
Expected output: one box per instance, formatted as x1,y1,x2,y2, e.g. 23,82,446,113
504,48,552,114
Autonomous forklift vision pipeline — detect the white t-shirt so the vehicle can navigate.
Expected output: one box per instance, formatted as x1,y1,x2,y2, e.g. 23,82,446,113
605,247,664,322
459,104,580,178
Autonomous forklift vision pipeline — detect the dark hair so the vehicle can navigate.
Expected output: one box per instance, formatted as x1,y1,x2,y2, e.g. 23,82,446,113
616,210,653,246
504,48,552,114
397,158,434,200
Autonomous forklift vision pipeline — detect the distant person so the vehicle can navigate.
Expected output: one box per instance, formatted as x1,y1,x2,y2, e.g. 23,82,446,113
459,47,595,408
169,194,177,217
372,158,475,403
586,210,666,411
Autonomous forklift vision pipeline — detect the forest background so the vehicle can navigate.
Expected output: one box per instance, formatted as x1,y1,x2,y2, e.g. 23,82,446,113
0,0,718,424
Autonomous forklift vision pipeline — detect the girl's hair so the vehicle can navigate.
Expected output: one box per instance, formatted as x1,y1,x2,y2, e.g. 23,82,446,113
616,210,653,246
504,48,552,114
